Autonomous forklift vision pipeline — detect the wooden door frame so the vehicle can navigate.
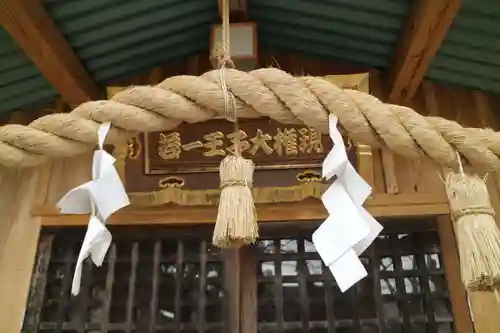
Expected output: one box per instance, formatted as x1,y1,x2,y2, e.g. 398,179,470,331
17,204,471,333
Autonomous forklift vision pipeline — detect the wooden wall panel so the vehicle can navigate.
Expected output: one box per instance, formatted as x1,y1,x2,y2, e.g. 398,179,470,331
368,71,500,216
368,72,448,208
0,154,93,333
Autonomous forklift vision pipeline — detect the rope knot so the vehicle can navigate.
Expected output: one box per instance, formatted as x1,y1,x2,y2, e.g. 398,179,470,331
220,179,253,190
218,57,235,70
210,42,234,69
451,205,495,222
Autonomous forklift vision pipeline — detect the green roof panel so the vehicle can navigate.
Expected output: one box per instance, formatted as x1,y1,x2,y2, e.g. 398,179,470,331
43,0,219,83
5,0,499,115
0,28,58,115
427,0,500,93
249,0,410,70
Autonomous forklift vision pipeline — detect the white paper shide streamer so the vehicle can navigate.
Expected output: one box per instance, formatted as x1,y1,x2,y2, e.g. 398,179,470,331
313,114,383,292
57,123,130,295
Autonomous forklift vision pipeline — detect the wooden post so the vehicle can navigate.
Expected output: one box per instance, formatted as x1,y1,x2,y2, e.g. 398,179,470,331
0,165,51,332
437,216,474,333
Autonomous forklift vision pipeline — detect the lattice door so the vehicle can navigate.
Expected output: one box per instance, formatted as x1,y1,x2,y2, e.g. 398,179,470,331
23,227,229,333
23,219,465,333
254,220,459,333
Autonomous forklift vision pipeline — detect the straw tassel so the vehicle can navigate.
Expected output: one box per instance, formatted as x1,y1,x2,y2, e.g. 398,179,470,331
445,171,500,293
213,154,259,248
210,0,259,248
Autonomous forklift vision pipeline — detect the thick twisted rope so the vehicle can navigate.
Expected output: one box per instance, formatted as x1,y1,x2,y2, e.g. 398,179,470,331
1,68,499,170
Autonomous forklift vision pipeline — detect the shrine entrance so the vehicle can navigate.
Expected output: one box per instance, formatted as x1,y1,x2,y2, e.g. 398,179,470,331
23,217,463,333
18,71,475,333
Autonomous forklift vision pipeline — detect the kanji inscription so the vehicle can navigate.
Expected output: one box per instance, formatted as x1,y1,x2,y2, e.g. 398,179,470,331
157,127,323,160
143,119,344,175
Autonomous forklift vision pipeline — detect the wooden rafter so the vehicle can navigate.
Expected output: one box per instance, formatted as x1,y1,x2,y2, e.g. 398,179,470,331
0,0,99,105
389,0,461,102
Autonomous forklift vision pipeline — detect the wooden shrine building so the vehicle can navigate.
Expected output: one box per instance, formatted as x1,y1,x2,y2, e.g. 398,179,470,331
1,0,500,332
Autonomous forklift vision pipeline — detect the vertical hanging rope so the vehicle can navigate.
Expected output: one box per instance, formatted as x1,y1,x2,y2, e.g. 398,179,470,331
212,0,259,248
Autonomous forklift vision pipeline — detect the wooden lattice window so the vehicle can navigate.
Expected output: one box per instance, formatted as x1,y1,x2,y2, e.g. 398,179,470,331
22,227,228,333
255,220,457,333
23,219,469,333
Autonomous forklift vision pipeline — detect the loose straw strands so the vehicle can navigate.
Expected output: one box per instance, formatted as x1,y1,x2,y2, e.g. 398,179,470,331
445,172,500,292
213,155,258,248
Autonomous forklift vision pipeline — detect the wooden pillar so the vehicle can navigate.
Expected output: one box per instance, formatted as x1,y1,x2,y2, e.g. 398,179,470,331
0,165,51,333
437,216,474,333
423,83,500,333
469,291,500,332
0,151,93,333
466,91,500,333
224,246,257,333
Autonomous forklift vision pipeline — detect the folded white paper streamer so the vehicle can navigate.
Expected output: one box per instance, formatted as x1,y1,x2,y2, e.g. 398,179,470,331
329,249,367,292
71,214,111,295
312,181,369,266
314,114,383,292
322,115,371,204
58,123,130,221
57,122,130,295
315,182,370,292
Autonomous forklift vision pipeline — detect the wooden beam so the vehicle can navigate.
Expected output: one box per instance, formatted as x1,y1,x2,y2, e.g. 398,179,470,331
0,0,99,105
34,192,450,227
389,0,461,102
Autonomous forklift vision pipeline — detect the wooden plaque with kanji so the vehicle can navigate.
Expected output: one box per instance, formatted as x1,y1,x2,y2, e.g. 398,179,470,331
125,118,356,195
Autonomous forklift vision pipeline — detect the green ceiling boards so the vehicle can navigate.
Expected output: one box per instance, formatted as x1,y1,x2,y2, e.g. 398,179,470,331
0,0,499,116
43,0,218,83
427,0,500,93
0,28,58,115
427,0,500,92
0,0,218,116
249,0,410,70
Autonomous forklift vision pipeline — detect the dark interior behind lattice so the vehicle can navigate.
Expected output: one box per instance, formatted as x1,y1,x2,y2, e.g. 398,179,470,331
255,219,455,333
22,226,226,333
22,219,456,333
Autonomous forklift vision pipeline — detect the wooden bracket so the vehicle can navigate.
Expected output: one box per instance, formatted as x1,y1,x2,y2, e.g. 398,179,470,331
0,0,99,105
389,0,461,102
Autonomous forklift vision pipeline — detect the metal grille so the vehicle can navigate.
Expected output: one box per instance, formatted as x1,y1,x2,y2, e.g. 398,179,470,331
256,225,455,333
22,227,226,333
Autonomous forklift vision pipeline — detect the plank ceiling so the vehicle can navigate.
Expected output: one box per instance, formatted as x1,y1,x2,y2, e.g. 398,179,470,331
250,0,409,70
427,0,500,93
0,0,499,116
0,28,58,114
